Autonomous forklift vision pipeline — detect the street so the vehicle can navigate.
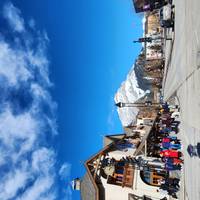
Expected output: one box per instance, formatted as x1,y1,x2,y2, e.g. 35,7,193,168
163,0,200,199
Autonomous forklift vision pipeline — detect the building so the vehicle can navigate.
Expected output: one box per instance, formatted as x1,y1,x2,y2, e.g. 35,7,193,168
145,11,163,61
132,0,167,13
74,115,169,200
146,11,161,34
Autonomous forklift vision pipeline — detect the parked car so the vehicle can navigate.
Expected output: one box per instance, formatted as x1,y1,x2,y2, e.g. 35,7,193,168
160,3,174,28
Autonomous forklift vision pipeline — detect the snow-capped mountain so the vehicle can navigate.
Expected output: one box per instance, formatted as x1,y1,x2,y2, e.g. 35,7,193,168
114,62,152,127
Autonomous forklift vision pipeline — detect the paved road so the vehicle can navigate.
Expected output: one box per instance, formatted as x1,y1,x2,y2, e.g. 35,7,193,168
162,0,200,200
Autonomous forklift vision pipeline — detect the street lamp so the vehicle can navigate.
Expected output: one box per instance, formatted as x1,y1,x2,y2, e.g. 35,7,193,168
115,101,155,108
115,102,126,108
133,37,152,43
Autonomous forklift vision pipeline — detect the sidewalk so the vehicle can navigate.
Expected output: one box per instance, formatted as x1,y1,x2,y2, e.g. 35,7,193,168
162,28,175,96
166,99,185,200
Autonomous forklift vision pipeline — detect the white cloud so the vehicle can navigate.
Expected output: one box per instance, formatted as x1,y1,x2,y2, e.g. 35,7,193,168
107,107,115,130
29,18,36,29
3,2,25,32
65,185,73,200
0,169,29,199
0,2,64,200
0,108,38,142
27,47,51,86
59,163,72,200
59,163,72,180
17,176,55,200
32,148,55,175
0,41,32,86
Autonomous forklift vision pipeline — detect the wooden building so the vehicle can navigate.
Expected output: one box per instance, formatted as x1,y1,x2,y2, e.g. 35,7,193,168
74,123,169,200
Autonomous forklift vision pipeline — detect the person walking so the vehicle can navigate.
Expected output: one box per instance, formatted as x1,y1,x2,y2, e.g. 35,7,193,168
172,158,184,165
160,149,182,158
160,182,178,194
165,178,180,189
167,136,181,144
164,157,183,165
164,163,182,171
161,102,170,112
162,137,170,143
161,142,181,150
160,127,171,134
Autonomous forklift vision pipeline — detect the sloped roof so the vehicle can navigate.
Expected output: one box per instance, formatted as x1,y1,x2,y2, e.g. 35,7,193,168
81,173,97,200
81,134,123,200
132,0,145,13
103,134,125,147
124,126,138,136
81,133,135,200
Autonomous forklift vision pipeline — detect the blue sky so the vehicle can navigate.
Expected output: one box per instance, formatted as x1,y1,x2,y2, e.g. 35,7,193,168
0,1,142,199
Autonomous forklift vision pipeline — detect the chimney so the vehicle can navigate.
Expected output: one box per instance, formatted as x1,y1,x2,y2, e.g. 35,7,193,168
71,178,81,190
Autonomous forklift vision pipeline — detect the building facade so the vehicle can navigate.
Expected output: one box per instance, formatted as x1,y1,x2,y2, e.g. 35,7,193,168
74,116,169,200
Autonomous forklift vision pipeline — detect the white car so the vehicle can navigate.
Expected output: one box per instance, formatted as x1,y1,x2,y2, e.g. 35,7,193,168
160,4,174,28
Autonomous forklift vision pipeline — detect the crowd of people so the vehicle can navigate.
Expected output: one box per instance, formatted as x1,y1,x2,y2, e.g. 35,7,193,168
156,102,183,199
146,102,183,199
